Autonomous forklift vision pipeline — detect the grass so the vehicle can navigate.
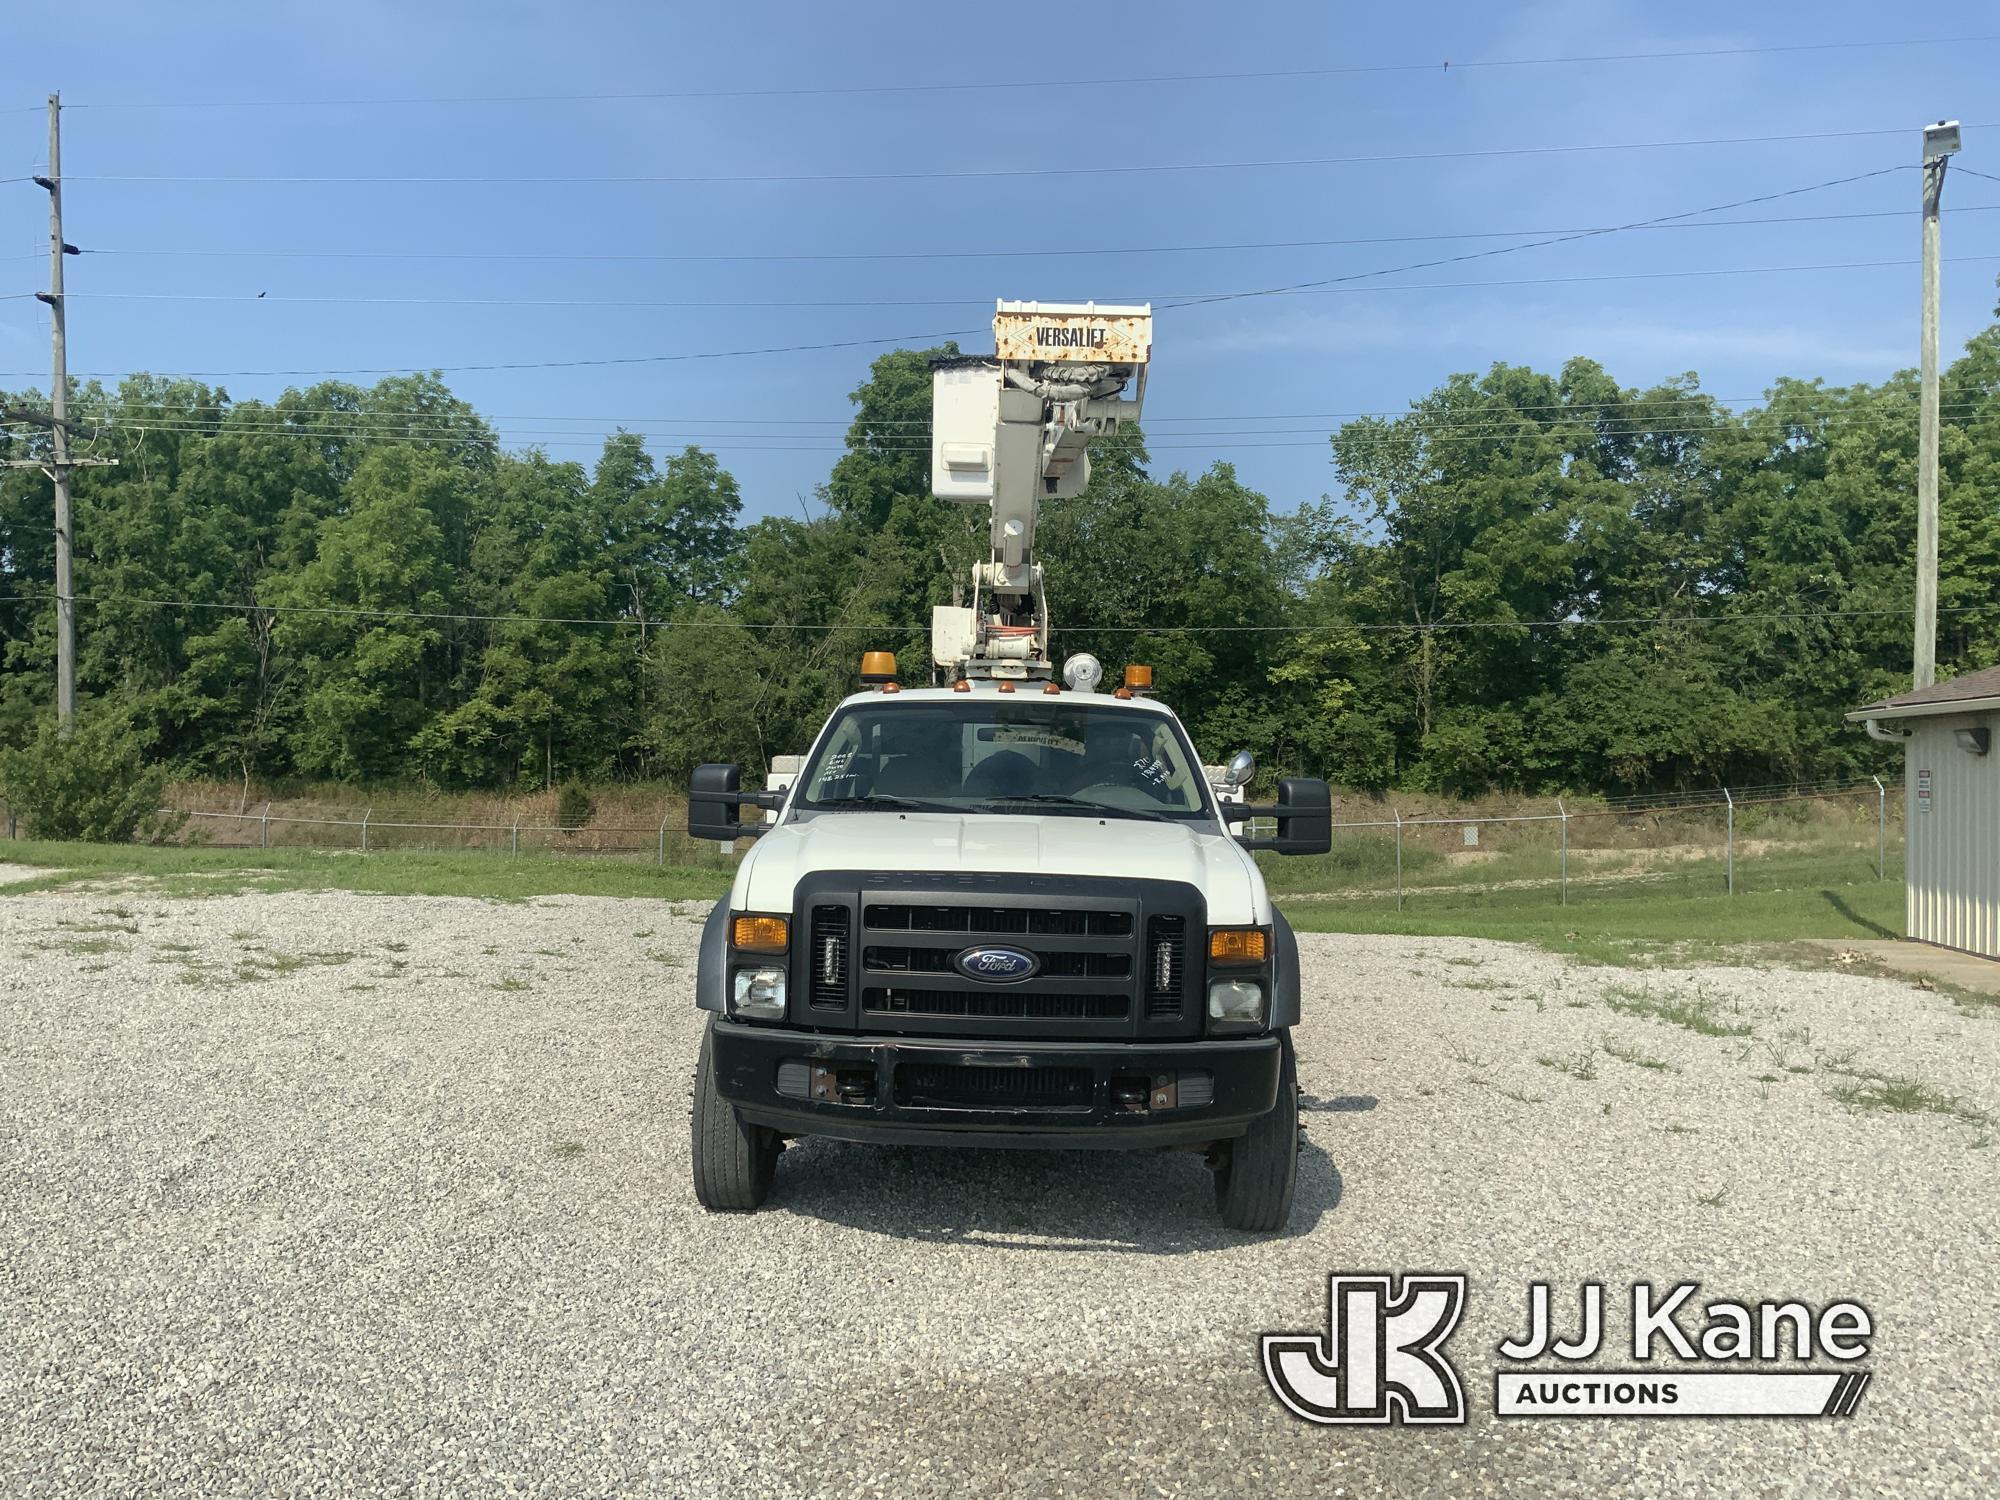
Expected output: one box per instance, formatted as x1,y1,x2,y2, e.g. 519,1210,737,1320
1536,1050,1599,1081
1600,1037,1679,1073
1284,870,1905,964
1824,1069,1990,1126
0,838,730,903
1603,984,1754,1038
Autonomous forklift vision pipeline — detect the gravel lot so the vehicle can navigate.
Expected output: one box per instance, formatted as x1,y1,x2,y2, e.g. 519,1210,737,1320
3,876,1997,1498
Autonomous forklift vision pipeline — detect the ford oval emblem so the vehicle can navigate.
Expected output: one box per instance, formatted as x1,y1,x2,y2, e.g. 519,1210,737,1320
954,945,1039,983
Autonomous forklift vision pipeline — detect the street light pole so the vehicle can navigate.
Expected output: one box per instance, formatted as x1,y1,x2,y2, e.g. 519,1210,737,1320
1914,119,1960,690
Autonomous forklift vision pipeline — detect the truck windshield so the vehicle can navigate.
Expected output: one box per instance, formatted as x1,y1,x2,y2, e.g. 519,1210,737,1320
795,699,1215,824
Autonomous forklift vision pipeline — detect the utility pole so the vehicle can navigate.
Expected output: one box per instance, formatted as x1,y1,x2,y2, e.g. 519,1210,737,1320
7,92,116,732
1914,119,1961,690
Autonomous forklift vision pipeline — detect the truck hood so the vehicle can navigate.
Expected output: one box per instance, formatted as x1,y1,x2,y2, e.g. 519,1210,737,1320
733,812,1266,925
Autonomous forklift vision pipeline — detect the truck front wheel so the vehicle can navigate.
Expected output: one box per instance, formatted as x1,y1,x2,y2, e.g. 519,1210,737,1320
690,1022,780,1211
1212,1032,1299,1232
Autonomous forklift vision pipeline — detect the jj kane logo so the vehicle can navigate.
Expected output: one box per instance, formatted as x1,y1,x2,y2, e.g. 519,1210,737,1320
1263,1276,1873,1424
1262,1274,1468,1425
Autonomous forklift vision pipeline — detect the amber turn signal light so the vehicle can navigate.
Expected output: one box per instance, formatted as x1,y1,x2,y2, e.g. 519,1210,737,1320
1208,928,1267,964
731,914,790,952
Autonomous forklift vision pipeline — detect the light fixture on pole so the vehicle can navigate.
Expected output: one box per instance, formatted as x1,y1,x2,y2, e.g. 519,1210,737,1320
1914,119,1960,690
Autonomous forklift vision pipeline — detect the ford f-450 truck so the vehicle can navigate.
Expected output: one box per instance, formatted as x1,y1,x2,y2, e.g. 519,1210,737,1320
684,303,1331,1230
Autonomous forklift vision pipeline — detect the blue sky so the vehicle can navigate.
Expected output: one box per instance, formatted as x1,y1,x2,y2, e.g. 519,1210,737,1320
4,1,1997,520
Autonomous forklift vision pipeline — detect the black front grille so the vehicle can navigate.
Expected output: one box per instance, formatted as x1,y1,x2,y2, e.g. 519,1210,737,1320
894,1062,1093,1110
863,987,1128,1021
809,905,850,1010
865,904,1131,938
792,873,1204,1041
1144,914,1188,1019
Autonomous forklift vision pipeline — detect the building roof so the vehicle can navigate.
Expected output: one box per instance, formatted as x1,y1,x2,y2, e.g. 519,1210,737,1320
1849,663,2000,720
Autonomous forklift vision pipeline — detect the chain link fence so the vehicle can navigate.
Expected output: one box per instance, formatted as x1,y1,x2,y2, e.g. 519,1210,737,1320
3,777,1904,907
152,806,739,869
1274,777,1902,910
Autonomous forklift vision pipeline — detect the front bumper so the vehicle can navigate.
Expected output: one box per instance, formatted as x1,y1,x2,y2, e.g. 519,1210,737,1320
710,1020,1282,1149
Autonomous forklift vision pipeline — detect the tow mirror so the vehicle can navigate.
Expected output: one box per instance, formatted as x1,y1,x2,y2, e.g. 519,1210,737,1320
689,763,785,842
1223,776,1332,855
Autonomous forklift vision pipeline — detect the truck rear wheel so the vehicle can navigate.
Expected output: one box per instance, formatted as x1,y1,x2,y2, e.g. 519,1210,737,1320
691,1022,780,1211
1213,1032,1298,1232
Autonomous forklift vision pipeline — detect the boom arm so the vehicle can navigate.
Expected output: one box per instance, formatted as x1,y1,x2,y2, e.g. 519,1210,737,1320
929,301,1151,682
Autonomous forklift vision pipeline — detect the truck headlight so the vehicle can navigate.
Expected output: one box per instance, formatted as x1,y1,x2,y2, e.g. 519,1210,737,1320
1207,978,1265,1031
731,966,788,1020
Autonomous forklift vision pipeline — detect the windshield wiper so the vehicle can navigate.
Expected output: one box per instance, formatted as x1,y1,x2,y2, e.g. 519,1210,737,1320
810,794,958,814
977,794,1176,824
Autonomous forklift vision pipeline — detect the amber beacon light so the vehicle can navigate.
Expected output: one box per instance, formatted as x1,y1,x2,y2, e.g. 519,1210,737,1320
859,651,898,685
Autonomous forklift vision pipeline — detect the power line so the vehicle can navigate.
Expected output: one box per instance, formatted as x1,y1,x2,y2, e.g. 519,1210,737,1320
2,591,1994,635
62,203,2000,266
18,252,1998,380
7,163,1956,381
39,391,1972,430
1162,167,1916,311
65,126,1997,188
26,37,2000,111
21,410,1972,462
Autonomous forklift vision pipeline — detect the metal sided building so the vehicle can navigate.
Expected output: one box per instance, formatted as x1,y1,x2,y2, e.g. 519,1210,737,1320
1849,663,2000,961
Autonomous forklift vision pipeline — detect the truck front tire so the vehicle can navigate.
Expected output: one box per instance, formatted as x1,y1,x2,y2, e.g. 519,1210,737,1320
1213,1032,1298,1232
691,1022,780,1211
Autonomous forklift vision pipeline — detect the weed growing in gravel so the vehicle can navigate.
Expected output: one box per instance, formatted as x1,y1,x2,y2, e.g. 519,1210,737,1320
1600,1037,1678,1073
1604,984,1753,1038
1449,978,1503,992
344,983,378,993
1665,1123,1699,1135
60,916,137,934
550,1141,585,1159
228,929,256,941
36,934,121,955
1825,1072,1989,1126
634,929,655,938
154,941,195,954
493,976,531,993
645,949,684,967
1496,1086,1546,1105
1536,1051,1599,1081
1564,999,1591,1010
1443,956,1484,968
1448,1043,1484,1067
1785,1063,1813,1074
1695,1188,1729,1208
381,940,410,953
1755,1073,1782,1083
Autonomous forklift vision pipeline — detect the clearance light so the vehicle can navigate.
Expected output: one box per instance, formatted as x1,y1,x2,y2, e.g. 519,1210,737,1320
859,651,897,685
952,679,972,693
1043,681,1061,695
731,914,790,952
1209,928,1267,964
998,681,1016,693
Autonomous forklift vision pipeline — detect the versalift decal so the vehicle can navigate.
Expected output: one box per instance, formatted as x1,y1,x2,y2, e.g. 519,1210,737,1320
1262,1275,1873,1425
1034,324,1108,350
